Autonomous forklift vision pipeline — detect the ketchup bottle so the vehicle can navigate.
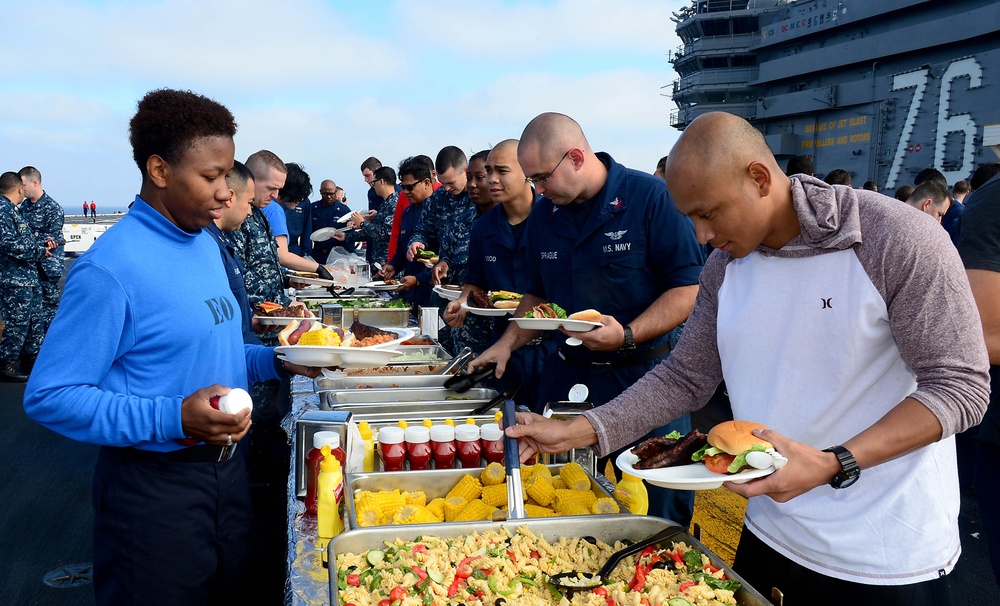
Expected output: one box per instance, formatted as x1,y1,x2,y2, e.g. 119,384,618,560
404,426,432,470
305,431,345,515
378,426,406,471
430,424,456,469
479,423,505,465
455,424,482,468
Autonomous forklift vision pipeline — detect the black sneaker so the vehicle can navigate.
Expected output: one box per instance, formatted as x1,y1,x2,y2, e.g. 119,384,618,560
1,361,28,383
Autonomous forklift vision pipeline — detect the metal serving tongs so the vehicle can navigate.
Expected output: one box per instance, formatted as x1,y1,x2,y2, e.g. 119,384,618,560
548,525,687,593
443,362,497,393
437,346,473,377
469,384,522,416
502,398,526,520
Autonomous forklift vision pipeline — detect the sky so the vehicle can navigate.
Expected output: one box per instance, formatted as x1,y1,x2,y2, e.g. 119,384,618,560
1,0,688,213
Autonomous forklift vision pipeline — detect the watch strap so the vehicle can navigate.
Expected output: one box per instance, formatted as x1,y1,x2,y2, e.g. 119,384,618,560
621,325,635,351
822,445,860,489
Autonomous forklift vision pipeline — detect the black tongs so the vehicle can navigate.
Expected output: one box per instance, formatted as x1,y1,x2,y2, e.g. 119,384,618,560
443,362,497,393
326,285,355,298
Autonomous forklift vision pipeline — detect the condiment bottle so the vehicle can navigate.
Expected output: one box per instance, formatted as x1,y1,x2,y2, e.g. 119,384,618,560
422,419,433,428
397,420,408,429
305,431,344,515
429,424,456,469
404,426,432,470
378,426,406,471
494,411,502,424
358,421,376,473
613,472,649,515
465,417,476,425
479,423,504,465
316,444,345,559
444,418,455,427
455,424,482,468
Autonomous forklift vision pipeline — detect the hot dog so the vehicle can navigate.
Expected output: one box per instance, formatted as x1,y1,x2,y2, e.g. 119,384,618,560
279,319,315,346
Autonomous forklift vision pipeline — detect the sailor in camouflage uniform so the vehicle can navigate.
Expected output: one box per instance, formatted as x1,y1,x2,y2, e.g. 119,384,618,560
0,173,47,382
408,147,492,354
18,167,66,340
224,203,290,339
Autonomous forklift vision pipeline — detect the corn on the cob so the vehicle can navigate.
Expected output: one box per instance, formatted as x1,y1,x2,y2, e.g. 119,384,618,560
454,499,498,522
444,497,468,522
391,504,440,525
446,474,483,501
532,463,553,479
402,490,427,507
524,503,556,518
559,502,592,516
354,490,406,525
591,497,620,514
426,497,446,520
551,477,567,490
480,462,506,486
481,483,509,508
553,489,597,514
560,462,591,491
525,473,555,506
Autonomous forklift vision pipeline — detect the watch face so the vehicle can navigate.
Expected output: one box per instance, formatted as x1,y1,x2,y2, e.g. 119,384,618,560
833,469,860,489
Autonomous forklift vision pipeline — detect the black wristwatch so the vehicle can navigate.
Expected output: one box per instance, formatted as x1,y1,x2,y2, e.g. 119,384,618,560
620,325,636,352
823,445,860,489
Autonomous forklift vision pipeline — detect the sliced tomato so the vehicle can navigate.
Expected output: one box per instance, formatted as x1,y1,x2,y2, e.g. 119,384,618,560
679,580,697,592
592,587,608,597
389,586,408,601
346,573,361,587
703,452,737,474
413,544,427,554
378,600,391,606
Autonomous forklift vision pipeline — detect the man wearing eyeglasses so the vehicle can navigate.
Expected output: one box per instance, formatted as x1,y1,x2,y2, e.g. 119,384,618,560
381,157,436,308
470,112,704,526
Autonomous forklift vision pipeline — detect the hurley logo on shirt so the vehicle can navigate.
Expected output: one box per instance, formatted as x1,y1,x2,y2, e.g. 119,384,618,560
204,295,237,325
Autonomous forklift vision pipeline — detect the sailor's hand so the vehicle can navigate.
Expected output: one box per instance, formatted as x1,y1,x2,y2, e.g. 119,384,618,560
431,261,449,286
469,343,511,378
407,241,424,262
725,428,832,503
443,300,467,328
502,413,598,464
180,385,252,445
561,314,620,352
398,275,418,291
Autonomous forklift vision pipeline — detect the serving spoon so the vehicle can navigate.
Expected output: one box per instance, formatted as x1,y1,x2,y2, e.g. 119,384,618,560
548,525,687,593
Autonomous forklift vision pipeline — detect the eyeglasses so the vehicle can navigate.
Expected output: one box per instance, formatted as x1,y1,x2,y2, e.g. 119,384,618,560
400,179,425,193
525,150,570,186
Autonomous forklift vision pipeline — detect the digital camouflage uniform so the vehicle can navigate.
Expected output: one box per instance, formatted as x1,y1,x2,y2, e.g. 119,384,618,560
0,195,46,362
410,189,490,354
20,192,65,337
343,192,397,269
223,205,291,318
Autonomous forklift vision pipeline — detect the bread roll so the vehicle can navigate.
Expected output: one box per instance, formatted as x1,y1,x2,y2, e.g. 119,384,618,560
568,309,602,322
493,300,520,309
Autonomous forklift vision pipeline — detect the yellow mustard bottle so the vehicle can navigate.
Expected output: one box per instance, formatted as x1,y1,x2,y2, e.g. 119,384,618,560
397,420,408,429
358,421,375,473
317,444,345,558
422,419,433,428
613,471,649,515
465,417,476,425
444,418,455,427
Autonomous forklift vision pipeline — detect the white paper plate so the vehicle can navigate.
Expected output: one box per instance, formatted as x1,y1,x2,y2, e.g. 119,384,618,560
288,275,336,287
616,451,776,490
252,314,316,326
337,211,356,223
432,285,463,301
509,318,602,332
276,347,403,369
310,227,337,242
461,301,514,317
363,280,402,292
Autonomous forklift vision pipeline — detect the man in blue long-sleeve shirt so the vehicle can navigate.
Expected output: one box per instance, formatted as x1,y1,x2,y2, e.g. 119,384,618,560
22,89,304,606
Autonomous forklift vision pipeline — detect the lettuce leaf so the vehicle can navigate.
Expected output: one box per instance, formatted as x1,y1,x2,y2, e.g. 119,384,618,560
727,444,768,473
691,444,723,462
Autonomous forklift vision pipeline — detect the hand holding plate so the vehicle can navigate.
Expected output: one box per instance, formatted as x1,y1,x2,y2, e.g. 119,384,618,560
443,300,467,328
724,427,833,502
560,314,617,352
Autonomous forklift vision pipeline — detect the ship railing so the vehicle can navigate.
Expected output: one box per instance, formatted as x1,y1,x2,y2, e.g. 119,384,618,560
670,102,757,128
674,67,759,92
673,33,758,63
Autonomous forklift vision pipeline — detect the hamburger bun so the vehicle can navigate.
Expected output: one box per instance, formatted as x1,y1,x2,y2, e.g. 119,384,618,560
568,309,602,323
707,420,772,455
493,300,520,309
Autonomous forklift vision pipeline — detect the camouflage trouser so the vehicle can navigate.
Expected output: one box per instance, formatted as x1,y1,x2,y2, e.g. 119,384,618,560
39,274,63,334
0,285,43,361
451,314,491,356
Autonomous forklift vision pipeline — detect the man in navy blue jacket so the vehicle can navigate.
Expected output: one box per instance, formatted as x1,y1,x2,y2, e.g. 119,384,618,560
471,113,704,526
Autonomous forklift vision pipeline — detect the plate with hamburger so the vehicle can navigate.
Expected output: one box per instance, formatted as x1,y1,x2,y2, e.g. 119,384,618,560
274,320,415,368
253,302,317,326
509,303,603,332
462,290,522,316
616,421,788,490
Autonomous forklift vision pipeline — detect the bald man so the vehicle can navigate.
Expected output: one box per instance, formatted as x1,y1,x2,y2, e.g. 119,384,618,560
472,114,705,525
506,112,989,603
444,140,550,409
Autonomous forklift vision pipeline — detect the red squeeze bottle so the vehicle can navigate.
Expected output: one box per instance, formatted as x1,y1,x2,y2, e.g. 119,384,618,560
378,426,406,471
479,423,505,465
429,424,456,469
404,426,432,471
454,424,482,468
305,431,345,515
177,388,254,445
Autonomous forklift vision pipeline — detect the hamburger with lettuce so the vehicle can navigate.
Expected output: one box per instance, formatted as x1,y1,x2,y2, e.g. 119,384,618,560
692,420,772,474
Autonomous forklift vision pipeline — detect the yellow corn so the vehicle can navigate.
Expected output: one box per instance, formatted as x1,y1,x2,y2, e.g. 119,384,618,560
524,503,556,518
446,474,483,501
520,464,536,482
426,497,446,520
454,499,498,522
403,490,427,507
551,477,567,490
480,462,506,486
391,504,440,525
560,462,591,491
559,502,592,516
553,489,597,514
354,489,407,525
592,497,621,514
444,497,468,522
525,473,555,506
532,463,553,479
481,483,509,508
296,328,341,346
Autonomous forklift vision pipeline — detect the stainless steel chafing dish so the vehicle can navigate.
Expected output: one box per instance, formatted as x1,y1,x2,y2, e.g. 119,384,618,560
329,515,772,606
343,464,624,530
321,387,498,407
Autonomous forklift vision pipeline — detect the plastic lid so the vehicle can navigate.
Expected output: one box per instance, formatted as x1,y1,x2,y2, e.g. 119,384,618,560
218,388,254,414
465,417,476,425
379,426,405,445
313,431,340,450
494,411,502,423
480,423,503,441
430,424,455,441
454,424,480,442
404,426,430,443
358,421,372,439
422,419,432,428
444,418,455,426
398,420,408,429
568,383,589,403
